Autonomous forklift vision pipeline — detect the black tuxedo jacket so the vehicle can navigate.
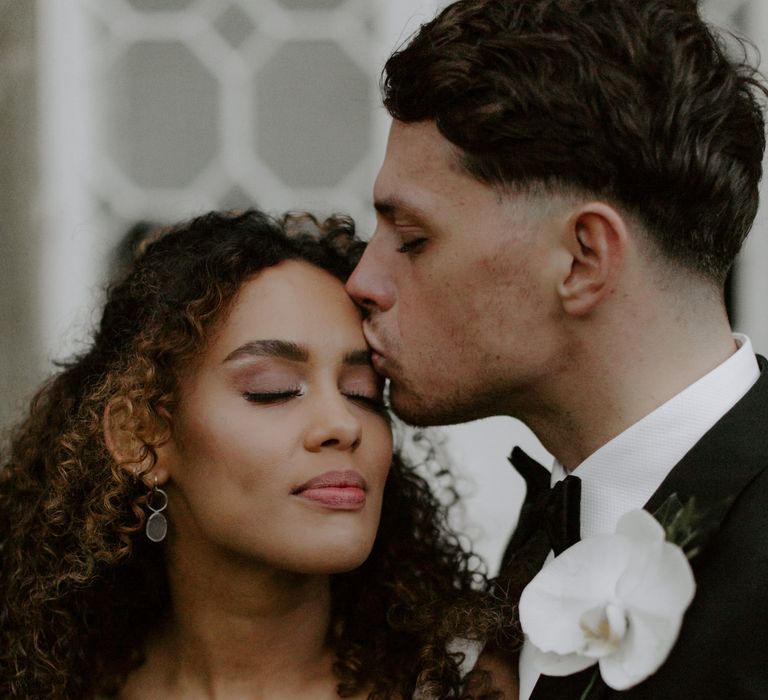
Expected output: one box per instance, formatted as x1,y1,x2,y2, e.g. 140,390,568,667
524,355,768,700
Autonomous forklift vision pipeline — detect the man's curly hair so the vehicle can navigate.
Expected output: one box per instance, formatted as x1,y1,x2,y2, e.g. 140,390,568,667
0,209,517,699
383,0,768,284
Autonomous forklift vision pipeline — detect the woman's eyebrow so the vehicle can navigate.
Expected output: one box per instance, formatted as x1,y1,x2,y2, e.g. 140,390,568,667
343,348,374,366
223,339,309,363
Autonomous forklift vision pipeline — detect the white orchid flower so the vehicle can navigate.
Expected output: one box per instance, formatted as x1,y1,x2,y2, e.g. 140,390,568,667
519,509,696,690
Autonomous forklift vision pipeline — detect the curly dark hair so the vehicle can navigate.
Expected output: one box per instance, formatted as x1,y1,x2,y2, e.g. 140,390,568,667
382,0,768,284
0,210,517,699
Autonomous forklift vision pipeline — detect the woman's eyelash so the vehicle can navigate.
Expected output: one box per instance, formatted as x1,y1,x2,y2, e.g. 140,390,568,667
242,389,389,413
243,389,302,404
345,393,389,413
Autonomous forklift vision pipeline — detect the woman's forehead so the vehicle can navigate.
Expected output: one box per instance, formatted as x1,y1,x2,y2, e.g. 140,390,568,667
210,261,365,361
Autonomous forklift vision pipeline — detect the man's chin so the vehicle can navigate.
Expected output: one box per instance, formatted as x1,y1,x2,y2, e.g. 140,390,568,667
389,383,483,427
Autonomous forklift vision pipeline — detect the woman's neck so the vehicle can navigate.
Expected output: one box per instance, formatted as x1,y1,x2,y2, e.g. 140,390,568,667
123,540,341,699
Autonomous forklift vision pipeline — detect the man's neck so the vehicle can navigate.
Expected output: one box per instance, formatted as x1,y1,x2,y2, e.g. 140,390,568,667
521,308,737,470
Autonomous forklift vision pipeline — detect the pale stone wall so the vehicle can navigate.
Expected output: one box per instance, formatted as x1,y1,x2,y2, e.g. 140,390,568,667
0,1,41,434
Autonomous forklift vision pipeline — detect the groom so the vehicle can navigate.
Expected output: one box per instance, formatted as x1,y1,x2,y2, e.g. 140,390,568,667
346,0,768,697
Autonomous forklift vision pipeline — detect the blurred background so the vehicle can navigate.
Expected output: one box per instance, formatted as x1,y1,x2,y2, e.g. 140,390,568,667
1,0,766,572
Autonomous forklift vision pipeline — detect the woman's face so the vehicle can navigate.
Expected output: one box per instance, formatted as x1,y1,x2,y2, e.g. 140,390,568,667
157,260,393,574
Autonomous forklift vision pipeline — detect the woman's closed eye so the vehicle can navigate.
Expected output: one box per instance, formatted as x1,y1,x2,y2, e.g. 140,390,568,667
340,370,388,414
343,391,388,413
241,386,387,412
243,387,302,404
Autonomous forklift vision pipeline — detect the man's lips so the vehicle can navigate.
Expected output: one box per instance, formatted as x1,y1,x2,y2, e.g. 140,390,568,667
370,350,386,370
363,328,388,371
292,470,367,510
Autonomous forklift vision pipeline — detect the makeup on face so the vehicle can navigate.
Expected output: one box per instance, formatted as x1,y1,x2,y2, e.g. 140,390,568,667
162,261,393,574
223,341,386,415
292,470,368,510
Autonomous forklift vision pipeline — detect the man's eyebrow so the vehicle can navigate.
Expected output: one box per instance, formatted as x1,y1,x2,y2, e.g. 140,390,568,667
374,199,396,218
223,339,309,363
374,197,427,221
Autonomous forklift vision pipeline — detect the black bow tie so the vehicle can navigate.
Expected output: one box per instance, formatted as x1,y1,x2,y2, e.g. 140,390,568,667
501,447,582,567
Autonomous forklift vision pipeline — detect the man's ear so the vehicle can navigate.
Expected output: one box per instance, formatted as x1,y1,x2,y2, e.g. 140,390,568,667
103,397,170,485
557,203,628,316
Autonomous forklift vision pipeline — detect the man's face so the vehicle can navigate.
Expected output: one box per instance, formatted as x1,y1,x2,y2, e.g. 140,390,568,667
346,120,564,425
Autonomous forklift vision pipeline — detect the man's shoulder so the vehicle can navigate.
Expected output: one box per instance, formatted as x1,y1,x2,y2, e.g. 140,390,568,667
629,467,768,698
623,406,768,698
711,458,768,554
646,356,768,513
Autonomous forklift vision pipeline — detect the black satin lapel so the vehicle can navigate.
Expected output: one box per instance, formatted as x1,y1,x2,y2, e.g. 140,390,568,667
644,355,768,561
531,667,605,700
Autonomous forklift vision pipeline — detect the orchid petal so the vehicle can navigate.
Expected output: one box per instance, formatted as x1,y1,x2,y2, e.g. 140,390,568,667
619,542,696,616
519,507,697,693
528,644,597,677
599,606,682,689
520,535,634,654
614,509,666,543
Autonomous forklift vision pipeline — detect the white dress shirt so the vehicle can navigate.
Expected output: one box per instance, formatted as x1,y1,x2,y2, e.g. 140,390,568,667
518,334,760,700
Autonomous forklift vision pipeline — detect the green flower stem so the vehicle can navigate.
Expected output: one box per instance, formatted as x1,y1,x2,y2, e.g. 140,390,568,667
579,667,601,700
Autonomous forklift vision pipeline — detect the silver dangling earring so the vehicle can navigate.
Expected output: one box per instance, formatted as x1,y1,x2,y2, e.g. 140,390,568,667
145,476,168,543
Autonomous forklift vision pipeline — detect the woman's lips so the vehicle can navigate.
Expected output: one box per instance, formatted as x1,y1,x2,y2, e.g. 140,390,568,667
299,487,366,509
293,470,367,510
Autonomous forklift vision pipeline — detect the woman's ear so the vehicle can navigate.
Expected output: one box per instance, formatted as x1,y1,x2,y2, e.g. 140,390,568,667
557,202,628,316
103,397,169,485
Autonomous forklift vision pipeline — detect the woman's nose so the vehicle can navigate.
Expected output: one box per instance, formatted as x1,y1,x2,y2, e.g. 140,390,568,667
303,391,362,452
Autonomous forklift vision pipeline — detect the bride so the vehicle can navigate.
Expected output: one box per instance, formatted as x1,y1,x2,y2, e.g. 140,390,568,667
0,209,517,698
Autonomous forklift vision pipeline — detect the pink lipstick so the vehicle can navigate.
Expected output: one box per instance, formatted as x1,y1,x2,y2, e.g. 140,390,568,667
293,470,367,510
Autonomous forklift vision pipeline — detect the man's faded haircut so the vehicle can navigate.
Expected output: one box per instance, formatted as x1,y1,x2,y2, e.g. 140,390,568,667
383,0,767,284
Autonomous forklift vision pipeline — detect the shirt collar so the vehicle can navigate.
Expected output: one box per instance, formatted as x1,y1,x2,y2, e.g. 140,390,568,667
550,333,759,538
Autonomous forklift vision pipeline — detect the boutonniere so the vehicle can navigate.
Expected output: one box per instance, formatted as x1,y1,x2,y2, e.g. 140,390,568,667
519,494,712,697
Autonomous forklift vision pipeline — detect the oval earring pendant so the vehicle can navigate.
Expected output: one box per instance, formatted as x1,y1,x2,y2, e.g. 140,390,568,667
145,484,169,543
146,511,168,543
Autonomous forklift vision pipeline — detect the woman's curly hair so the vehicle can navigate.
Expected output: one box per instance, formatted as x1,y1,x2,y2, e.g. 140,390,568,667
0,209,518,699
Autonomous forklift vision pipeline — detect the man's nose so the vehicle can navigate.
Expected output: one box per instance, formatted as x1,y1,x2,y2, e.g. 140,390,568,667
346,241,396,312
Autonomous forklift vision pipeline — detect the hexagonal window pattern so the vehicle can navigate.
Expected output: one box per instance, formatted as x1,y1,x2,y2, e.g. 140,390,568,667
218,184,257,211
126,0,195,11
277,0,346,8
214,4,257,49
106,41,218,189
255,41,370,188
